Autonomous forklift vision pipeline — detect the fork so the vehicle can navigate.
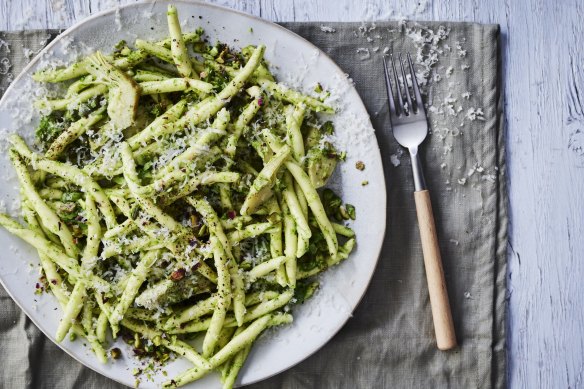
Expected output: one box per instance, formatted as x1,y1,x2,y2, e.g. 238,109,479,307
383,53,457,351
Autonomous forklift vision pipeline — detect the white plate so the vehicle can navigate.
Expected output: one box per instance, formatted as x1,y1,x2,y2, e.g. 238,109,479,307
0,1,386,387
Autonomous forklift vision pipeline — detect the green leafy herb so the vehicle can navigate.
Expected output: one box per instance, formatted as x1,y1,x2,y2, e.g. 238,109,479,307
294,280,319,304
321,121,334,135
35,114,68,150
322,189,356,221
61,192,83,202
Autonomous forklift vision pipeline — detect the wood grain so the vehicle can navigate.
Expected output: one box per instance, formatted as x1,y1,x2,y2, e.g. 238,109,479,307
1,0,584,388
414,190,457,351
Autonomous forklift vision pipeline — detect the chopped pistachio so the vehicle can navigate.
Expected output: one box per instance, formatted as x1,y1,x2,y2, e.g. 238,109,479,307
170,268,186,281
345,204,356,220
110,347,122,360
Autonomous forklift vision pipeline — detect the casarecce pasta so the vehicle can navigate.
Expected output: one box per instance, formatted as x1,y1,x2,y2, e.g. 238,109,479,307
0,5,356,388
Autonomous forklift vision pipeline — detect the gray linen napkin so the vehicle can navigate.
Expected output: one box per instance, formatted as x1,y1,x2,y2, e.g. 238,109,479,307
0,21,506,389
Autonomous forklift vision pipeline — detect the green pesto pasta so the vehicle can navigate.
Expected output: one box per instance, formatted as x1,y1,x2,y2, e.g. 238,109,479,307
0,4,356,389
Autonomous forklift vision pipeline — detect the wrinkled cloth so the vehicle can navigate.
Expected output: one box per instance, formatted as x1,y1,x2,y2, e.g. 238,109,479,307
0,21,506,389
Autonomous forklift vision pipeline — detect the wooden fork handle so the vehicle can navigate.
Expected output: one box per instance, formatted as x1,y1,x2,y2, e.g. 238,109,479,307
414,190,457,350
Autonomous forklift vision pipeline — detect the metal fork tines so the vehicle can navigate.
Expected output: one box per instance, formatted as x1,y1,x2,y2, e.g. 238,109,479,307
382,53,457,351
383,53,428,191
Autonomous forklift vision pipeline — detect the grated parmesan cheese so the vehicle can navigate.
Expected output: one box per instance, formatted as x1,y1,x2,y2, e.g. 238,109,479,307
356,48,371,60
389,147,404,167
466,107,485,121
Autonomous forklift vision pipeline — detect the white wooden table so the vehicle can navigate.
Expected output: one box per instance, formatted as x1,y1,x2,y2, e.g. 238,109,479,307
1,0,583,388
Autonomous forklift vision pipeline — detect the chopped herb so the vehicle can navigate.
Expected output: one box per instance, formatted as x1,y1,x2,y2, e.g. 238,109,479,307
202,67,230,90
61,192,82,202
35,114,69,150
114,40,127,51
294,280,320,304
355,161,365,170
322,189,356,221
321,121,334,135
147,101,165,118
322,189,342,219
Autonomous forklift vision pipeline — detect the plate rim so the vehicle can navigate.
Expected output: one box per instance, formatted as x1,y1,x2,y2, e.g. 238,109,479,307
0,1,388,387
